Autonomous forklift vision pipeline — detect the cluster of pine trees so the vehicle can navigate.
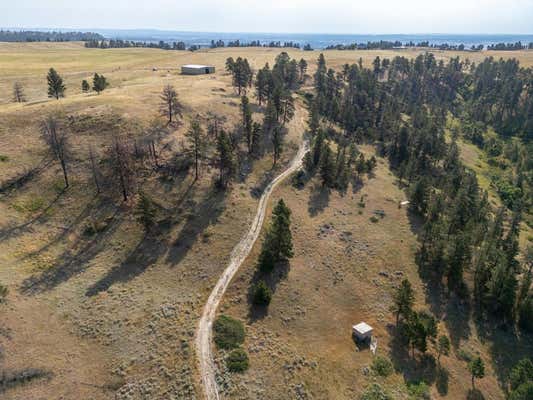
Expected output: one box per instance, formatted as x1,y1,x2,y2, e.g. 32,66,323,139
252,199,294,306
226,53,303,164
307,52,533,333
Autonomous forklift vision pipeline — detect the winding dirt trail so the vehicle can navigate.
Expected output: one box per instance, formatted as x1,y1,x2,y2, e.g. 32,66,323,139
195,120,307,400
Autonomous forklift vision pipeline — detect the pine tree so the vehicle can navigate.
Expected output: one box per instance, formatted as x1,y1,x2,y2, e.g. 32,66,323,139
216,130,236,189
298,58,308,83
252,280,272,306
160,85,184,124
468,357,485,389
272,125,283,166
437,335,450,362
258,199,293,272
135,191,157,232
92,73,109,94
47,68,66,99
241,95,253,153
391,279,415,325
185,116,206,181
319,145,335,188
81,79,90,93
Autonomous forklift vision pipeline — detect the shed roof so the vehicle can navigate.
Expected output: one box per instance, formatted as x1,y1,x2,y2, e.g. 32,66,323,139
182,64,214,69
353,322,373,335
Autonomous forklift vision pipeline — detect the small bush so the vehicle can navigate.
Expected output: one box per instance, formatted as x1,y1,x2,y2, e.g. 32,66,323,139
0,155,9,162
12,197,45,214
252,280,272,306
83,219,107,236
370,215,379,223
407,381,430,399
0,283,8,302
360,383,392,400
226,348,249,372
371,356,393,377
213,315,245,349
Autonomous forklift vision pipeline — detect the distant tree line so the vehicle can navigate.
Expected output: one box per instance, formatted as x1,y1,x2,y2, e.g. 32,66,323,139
84,39,189,51
325,40,486,51
0,30,104,42
210,39,305,49
487,41,533,50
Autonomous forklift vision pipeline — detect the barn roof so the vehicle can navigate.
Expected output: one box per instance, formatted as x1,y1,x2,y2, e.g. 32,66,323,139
182,64,214,68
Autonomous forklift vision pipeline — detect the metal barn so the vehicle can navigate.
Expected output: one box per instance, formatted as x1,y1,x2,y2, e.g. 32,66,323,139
181,64,215,75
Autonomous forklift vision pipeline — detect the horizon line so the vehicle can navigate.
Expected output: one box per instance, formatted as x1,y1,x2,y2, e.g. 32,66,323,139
2,27,533,36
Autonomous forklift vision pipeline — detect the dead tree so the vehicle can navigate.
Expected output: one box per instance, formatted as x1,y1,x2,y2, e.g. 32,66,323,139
143,120,168,168
41,112,70,188
12,82,26,103
160,85,184,124
88,144,101,194
108,134,135,201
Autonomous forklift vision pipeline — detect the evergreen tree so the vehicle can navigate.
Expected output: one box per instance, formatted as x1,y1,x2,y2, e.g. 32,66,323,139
135,191,157,232
160,84,184,124
92,73,109,94
391,279,415,325
272,125,283,166
185,116,206,181
298,58,308,83
241,95,253,153
468,357,485,389
81,79,90,93
47,68,66,99
258,199,293,272
437,335,450,362
252,280,272,306
319,145,336,187
216,130,236,189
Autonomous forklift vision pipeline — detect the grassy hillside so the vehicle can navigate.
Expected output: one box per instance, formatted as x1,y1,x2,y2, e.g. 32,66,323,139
0,43,531,399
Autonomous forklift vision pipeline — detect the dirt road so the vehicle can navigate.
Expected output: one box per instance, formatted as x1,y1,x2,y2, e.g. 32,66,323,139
195,123,307,400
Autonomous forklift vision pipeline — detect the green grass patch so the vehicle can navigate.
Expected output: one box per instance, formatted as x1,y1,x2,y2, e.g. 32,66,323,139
213,315,245,350
0,154,8,162
12,197,45,214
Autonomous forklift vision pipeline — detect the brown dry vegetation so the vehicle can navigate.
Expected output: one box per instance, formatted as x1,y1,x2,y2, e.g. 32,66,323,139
0,42,532,399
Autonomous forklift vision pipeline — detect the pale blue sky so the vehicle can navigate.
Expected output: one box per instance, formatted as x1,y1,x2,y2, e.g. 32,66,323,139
1,0,533,33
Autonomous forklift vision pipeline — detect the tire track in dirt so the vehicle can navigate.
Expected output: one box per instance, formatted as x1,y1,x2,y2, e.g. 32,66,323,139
195,109,307,400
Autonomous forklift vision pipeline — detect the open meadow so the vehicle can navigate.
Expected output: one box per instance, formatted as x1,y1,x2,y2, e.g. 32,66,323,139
0,42,532,399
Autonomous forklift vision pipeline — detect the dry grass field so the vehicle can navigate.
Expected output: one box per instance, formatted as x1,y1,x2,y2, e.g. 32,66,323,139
0,42,532,399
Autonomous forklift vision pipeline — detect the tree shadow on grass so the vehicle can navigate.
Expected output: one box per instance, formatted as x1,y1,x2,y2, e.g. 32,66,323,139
0,189,66,243
307,184,330,217
436,365,449,395
0,156,51,196
165,188,227,267
19,194,100,261
474,316,533,388
388,324,438,386
20,206,123,294
85,231,166,296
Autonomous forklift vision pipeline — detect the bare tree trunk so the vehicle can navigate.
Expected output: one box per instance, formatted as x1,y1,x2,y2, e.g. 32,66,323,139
89,146,100,194
60,158,69,188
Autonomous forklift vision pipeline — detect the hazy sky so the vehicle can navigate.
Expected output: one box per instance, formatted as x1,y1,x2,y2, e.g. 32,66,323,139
2,0,533,33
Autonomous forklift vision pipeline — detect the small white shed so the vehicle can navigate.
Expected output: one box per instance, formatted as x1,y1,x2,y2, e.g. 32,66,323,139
352,322,373,341
181,64,215,75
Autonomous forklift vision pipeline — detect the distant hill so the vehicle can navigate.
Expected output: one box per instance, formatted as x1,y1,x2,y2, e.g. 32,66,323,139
0,30,104,42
